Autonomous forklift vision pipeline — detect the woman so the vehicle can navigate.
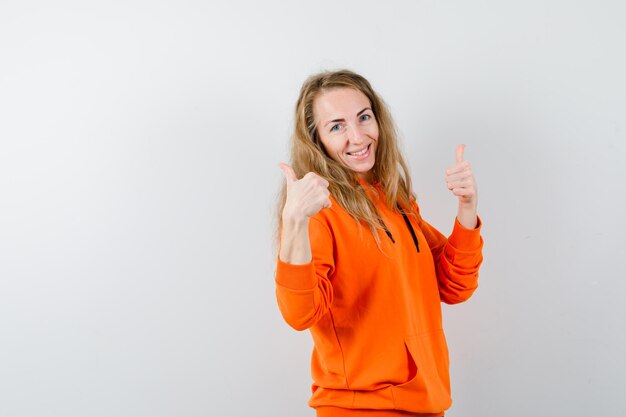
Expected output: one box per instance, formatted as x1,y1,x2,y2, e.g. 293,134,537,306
275,70,483,417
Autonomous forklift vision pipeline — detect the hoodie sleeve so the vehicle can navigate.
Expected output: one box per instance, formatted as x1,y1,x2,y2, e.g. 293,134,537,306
275,217,335,331
417,209,484,305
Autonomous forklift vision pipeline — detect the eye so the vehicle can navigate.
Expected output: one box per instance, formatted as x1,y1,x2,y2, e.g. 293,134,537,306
330,123,342,133
360,114,372,122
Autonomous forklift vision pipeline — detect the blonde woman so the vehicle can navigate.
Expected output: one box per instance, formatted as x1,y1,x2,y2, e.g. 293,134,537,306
275,70,483,417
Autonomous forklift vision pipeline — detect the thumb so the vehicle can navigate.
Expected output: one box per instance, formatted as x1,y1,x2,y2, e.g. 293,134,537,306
278,162,298,183
455,144,465,163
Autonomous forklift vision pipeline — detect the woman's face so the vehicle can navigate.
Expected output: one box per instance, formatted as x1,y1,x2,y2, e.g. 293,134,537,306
313,88,379,182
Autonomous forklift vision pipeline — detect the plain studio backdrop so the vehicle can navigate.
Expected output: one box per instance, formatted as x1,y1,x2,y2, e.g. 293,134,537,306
1,1,625,416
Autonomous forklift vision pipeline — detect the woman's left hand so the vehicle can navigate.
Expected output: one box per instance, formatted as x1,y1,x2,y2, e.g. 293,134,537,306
445,144,478,228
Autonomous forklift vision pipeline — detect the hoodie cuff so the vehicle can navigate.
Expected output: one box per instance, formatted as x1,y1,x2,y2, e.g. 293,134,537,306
275,258,317,291
448,215,483,251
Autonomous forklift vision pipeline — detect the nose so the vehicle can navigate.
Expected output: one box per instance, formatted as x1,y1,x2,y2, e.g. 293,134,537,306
347,123,366,145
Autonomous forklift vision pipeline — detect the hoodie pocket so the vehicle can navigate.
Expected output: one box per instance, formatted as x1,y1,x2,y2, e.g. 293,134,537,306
391,330,452,413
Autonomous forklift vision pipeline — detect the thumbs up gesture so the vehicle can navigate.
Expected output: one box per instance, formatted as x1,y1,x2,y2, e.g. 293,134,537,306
279,163,332,222
277,163,331,264
445,144,477,207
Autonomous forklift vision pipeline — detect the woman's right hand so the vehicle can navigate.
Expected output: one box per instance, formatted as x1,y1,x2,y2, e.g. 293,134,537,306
279,163,332,222
278,163,331,264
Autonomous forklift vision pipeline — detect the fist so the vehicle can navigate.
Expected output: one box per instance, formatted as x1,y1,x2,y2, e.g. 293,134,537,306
279,163,332,221
445,144,477,206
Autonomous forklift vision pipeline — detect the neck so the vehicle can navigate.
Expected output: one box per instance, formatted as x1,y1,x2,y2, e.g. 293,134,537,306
357,171,374,183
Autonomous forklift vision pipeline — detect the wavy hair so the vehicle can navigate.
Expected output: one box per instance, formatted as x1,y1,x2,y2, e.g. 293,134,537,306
277,69,418,247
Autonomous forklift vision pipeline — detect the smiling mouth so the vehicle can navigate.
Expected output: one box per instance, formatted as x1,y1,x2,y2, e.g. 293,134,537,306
347,144,370,156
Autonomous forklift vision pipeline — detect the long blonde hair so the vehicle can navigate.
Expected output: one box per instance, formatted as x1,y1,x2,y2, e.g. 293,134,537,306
278,69,418,246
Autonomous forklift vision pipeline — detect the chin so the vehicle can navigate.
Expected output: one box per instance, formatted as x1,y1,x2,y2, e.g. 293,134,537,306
350,162,375,177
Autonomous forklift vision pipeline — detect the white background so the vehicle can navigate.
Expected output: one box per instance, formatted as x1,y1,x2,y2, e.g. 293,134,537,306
1,1,625,416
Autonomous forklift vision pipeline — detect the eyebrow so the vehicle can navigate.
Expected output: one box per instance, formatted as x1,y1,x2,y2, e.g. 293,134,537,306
323,107,372,127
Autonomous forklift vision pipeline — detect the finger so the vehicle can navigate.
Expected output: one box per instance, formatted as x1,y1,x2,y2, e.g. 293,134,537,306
445,171,472,182
447,179,472,190
278,163,298,183
304,172,330,188
446,161,471,175
452,187,475,197
455,144,465,163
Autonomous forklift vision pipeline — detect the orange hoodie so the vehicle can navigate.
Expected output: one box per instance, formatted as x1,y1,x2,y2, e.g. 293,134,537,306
275,181,483,416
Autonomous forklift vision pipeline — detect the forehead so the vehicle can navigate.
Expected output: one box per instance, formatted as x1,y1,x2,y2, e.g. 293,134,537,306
313,88,371,120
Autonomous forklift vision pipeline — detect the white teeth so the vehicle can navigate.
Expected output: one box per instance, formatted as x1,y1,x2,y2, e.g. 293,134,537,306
349,145,369,156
